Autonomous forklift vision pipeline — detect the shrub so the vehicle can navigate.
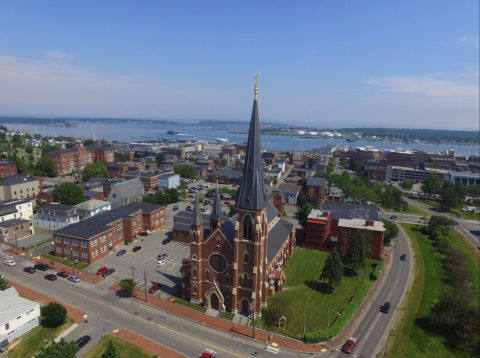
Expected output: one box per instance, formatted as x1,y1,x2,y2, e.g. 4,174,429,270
41,302,67,327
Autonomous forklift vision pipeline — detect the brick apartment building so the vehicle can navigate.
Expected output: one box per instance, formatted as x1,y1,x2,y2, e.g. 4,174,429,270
0,161,17,178
107,163,129,178
305,177,328,204
352,146,382,165
45,141,114,174
304,202,385,260
53,202,165,264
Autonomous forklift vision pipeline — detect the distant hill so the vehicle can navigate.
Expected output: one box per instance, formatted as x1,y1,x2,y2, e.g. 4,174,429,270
196,120,290,127
0,117,177,125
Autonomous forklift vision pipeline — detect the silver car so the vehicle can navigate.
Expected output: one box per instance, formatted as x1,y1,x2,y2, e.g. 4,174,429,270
67,275,80,283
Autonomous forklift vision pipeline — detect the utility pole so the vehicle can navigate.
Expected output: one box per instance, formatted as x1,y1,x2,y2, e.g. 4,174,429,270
302,312,306,342
143,269,148,302
130,265,136,297
383,331,391,358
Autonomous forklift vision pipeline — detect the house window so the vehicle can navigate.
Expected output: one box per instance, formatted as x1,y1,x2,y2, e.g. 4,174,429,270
100,245,107,253
64,238,70,244
73,250,79,256
72,239,78,246
155,212,159,217
55,236,61,243
26,309,34,315
117,223,122,229
56,247,63,253
65,248,71,255
92,250,99,257
118,233,123,239
91,239,98,247
100,235,106,243
82,251,88,258
81,241,88,248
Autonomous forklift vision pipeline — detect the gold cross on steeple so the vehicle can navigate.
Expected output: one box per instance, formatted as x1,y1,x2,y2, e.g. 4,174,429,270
253,73,260,100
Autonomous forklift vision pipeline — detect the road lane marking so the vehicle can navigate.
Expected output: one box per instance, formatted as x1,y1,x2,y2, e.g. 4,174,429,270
463,228,480,244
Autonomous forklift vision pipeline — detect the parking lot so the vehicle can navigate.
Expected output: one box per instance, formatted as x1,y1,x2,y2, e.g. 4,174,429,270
82,179,236,299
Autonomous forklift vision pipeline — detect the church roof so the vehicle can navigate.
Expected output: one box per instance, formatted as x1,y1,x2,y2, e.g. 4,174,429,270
266,219,294,264
266,201,278,224
236,85,266,211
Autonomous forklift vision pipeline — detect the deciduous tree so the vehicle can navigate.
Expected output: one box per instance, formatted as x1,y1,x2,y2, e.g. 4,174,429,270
298,203,313,227
41,302,67,327
0,276,9,291
52,182,85,206
402,179,413,190
381,219,399,246
35,157,58,177
422,174,441,195
35,338,78,358
119,279,136,293
82,162,109,181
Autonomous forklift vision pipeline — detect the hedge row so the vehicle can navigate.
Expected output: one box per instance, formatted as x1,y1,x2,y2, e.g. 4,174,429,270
304,281,374,343
44,253,89,270
370,261,385,281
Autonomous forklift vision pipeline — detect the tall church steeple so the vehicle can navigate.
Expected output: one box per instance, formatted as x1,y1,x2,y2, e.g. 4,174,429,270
191,192,203,227
236,74,266,211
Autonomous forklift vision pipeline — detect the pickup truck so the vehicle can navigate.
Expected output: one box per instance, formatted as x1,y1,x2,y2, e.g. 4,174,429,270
341,337,358,354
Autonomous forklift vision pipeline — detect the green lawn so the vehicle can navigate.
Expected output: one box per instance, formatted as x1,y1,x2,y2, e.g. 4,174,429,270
379,224,479,358
83,335,156,358
255,249,375,339
8,317,75,358
410,197,480,221
172,290,206,312
380,203,431,217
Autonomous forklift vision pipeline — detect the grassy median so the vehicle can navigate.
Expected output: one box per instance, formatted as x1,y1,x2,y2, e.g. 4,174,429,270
379,224,479,358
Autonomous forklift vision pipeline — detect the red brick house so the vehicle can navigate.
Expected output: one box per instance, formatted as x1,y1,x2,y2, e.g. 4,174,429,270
107,163,128,178
0,161,17,178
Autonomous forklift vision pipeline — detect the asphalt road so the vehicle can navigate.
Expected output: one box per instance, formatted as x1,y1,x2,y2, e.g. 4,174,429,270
330,211,413,358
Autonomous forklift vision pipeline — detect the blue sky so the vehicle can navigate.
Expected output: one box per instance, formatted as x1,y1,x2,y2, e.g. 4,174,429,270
0,1,478,130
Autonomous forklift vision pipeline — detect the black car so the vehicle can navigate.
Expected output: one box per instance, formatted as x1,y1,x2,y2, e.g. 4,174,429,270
76,335,91,348
133,246,142,252
389,215,397,220
102,268,116,277
34,263,50,271
116,249,126,257
162,238,172,245
24,267,36,274
45,274,57,281
173,205,179,211
380,301,391,313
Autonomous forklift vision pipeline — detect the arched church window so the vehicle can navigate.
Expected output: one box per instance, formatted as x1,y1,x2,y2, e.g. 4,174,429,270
217,238,220,247
226,274,230,286
186,271,190,288
206,269,210,281
193,285,197,295
192,255,198,261
193,267,197,279
238,275,243,287
249,277,253,289
212,222,217,230
193,232,197,242
243,215,253,240
244,252,249,264
243,273,248,288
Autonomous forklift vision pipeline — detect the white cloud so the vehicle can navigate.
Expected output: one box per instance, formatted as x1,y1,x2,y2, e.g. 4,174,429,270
365,75,479,97
46,51,75,60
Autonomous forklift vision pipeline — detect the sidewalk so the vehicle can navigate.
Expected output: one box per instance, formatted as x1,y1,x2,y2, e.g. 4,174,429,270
106,251,392,354
112,329,187,358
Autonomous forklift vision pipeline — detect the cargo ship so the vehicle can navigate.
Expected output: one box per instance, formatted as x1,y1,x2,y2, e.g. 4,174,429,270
167,129,179,135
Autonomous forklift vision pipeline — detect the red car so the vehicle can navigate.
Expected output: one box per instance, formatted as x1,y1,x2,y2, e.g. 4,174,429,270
138,230,151,236
96,266,108,275
224,201,232,206
148,282,161,294
56,271,69,278
342,337,358,354
200,354,216,358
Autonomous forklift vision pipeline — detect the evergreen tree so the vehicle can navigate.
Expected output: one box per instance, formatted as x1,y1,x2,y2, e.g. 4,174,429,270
344,231,365,276
440,181,459,210
319,248,343,292
102,339,120,358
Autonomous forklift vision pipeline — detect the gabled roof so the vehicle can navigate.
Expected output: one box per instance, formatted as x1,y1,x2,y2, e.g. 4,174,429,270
108,178,144,203
266,201,278,224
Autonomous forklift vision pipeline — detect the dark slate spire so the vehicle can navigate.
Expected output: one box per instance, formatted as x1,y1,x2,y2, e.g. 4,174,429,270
209,180,224,222
191,192,203,227
237,75,266,211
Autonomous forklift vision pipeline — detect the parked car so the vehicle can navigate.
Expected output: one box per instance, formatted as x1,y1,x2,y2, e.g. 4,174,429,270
45,274,57,281
96,266,108,275
400,254,407,261
57,271,69,278
139,230,151,236
156,260,166,267
102,268,115,277
200,353,217,358
23,267,36,274
3,260,15,266
224,201,232,206
341,337,358,354
389,215,397,219
380,301,391,313
185,206,192,211
148,282,161,293
116,249,126,257
68,275,80,283
34,263,50,271
157,253,168,260
76,335,91,348
173,205,179,211
162,238,172,245
133,246,142,252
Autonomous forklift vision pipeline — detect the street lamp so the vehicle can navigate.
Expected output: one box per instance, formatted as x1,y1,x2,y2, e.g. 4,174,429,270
327,309,341,329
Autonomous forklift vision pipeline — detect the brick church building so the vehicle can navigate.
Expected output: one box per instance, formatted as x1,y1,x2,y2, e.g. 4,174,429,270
180,80,296,316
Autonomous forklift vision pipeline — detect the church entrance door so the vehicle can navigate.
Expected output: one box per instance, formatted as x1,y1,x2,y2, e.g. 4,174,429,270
210,293,220,310
241,299,249,315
